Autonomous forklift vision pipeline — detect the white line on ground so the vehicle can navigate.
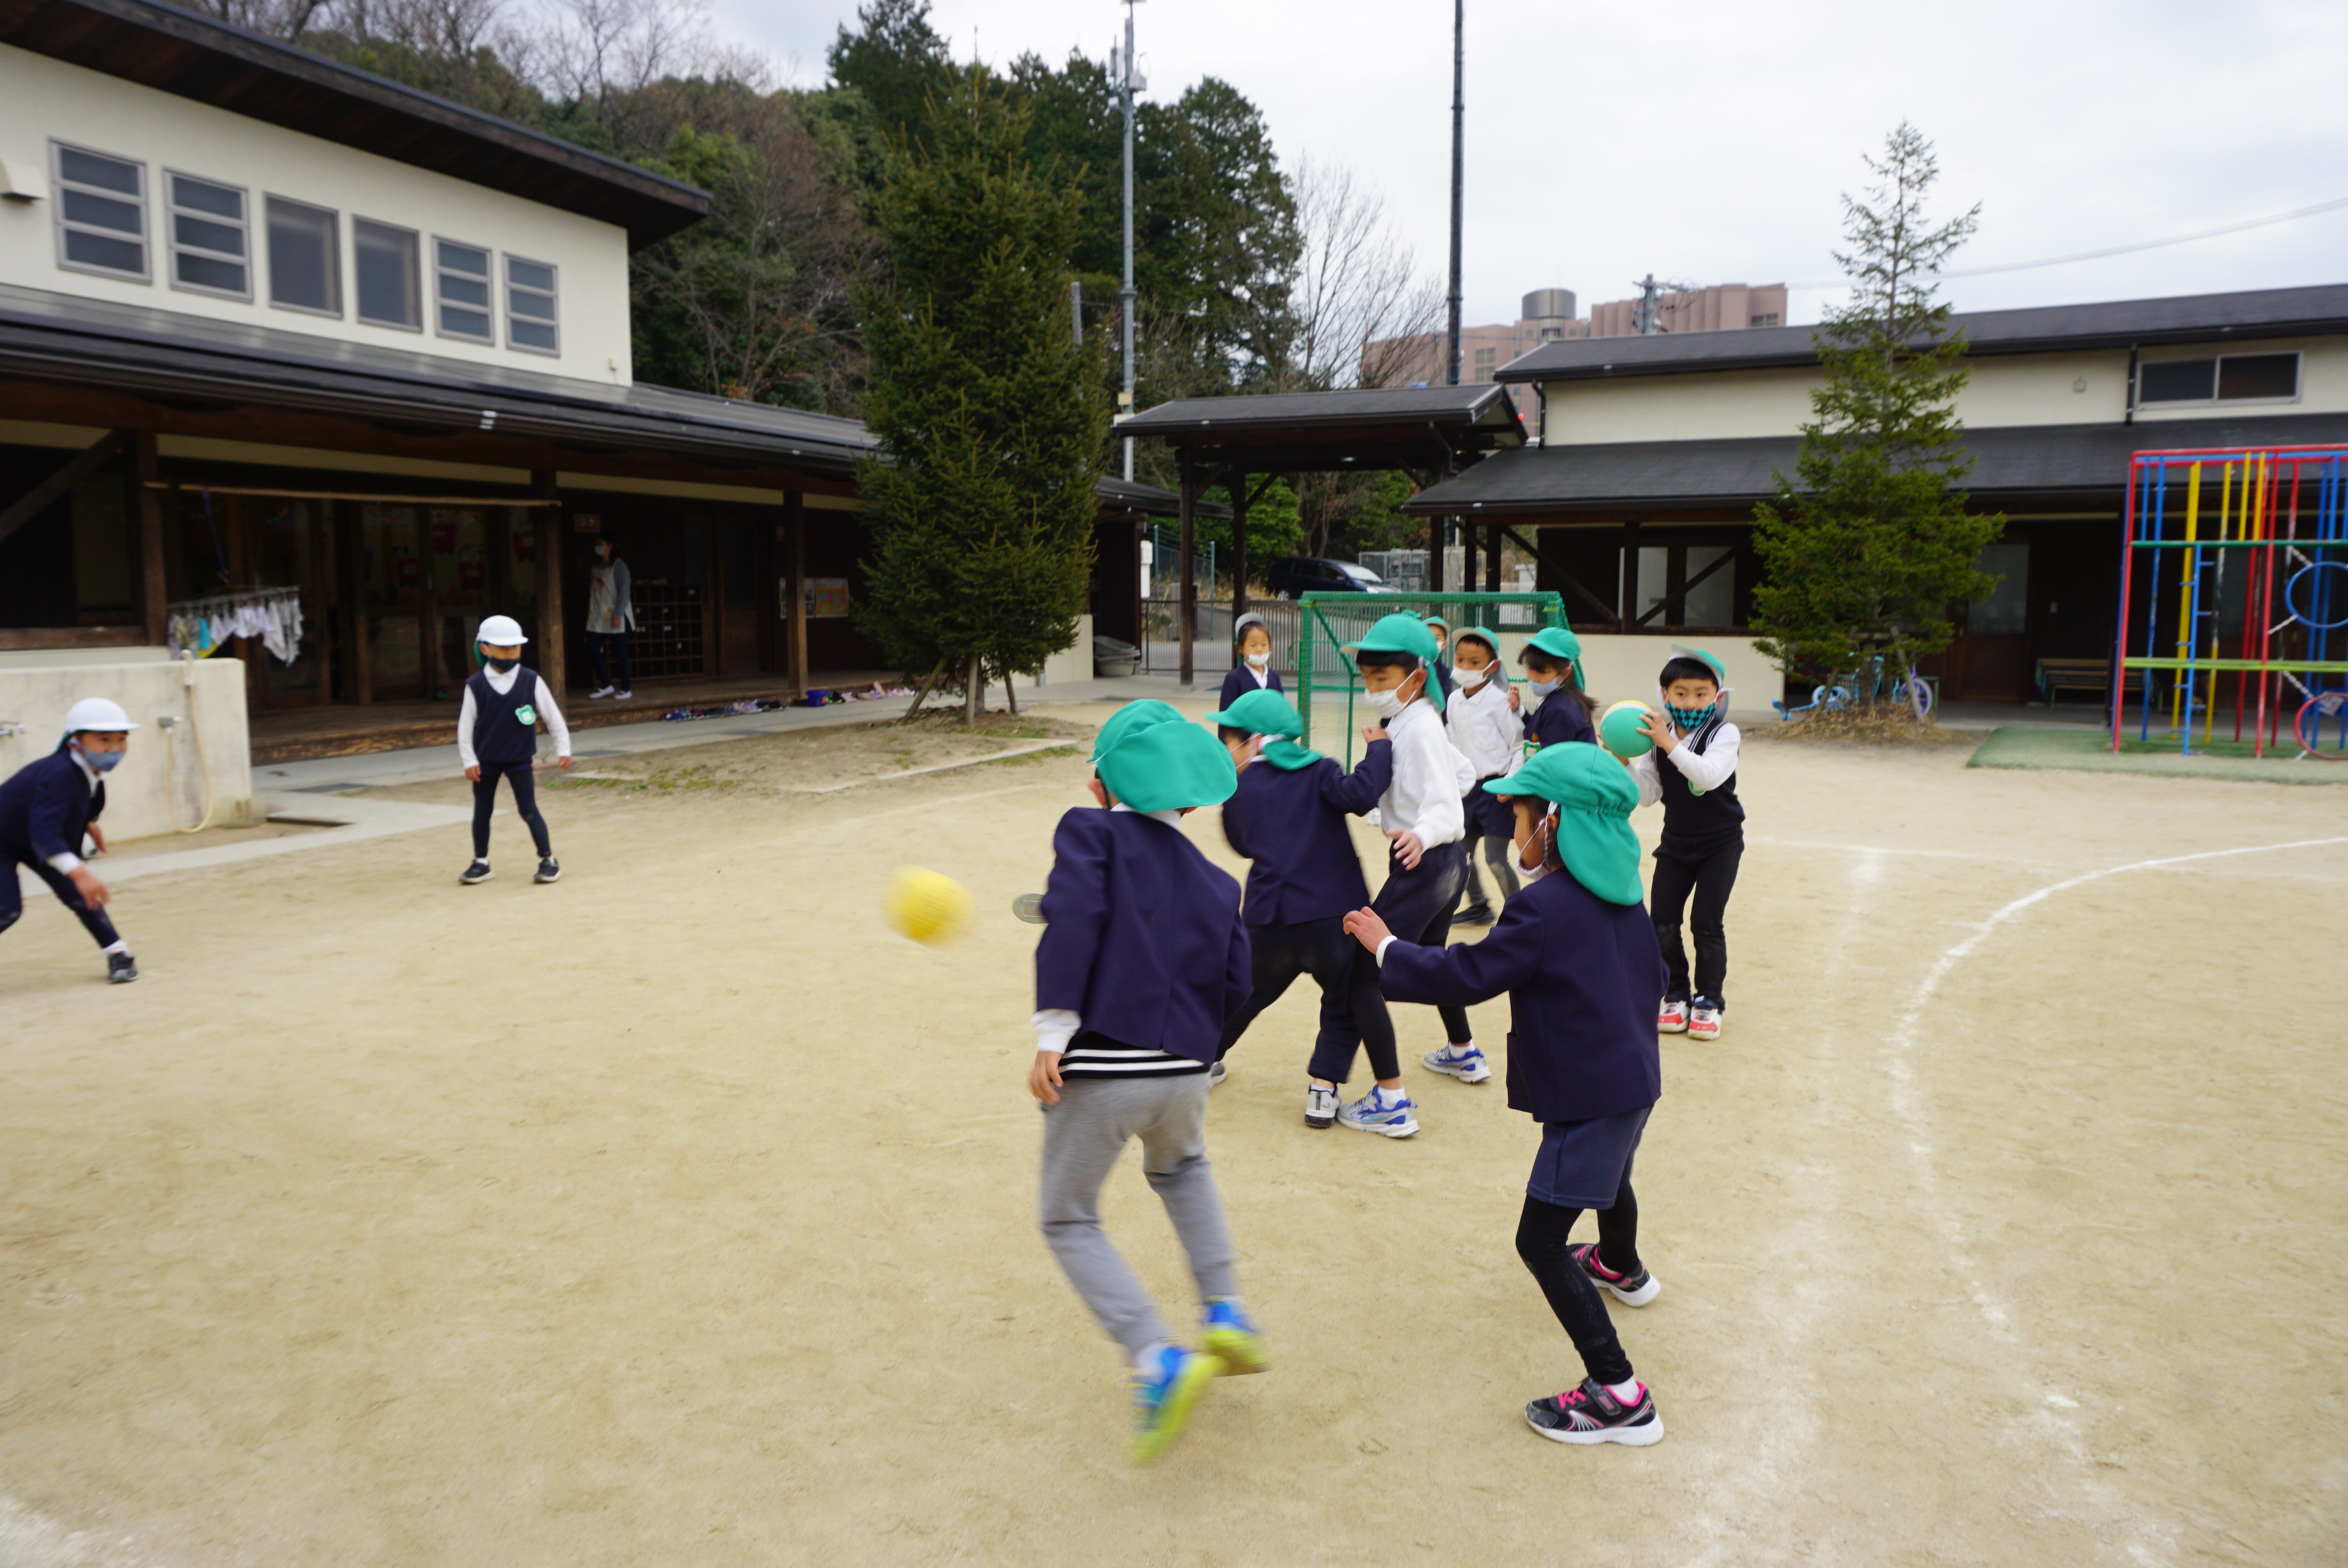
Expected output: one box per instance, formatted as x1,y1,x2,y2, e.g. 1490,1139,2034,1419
796,740,1077,793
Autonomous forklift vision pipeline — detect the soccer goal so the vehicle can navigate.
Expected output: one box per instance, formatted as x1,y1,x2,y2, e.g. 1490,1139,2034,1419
1294,590,1569,761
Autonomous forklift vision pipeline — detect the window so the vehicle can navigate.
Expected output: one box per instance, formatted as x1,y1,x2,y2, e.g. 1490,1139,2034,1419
1968,543,2029,635
52,142,148,280
2139,352,2301,406
266,196,341,315
1750,312,1780,328
164,172,249,298
354,219,421,329
435,239,493,341
504,255,559,354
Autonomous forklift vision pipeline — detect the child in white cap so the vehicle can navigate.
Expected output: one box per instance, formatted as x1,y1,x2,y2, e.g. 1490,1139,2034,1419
456,615,570,885
0,697,141,982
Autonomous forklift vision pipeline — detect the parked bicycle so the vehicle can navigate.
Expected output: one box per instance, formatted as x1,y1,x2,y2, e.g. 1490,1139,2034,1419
1772,655,1934,723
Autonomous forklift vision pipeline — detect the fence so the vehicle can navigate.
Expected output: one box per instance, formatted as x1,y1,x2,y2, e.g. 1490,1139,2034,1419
1296,590,1566,760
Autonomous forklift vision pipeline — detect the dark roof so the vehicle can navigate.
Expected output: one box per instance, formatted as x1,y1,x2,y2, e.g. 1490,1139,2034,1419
1497,283,2348,384
1404,412,2348,517
1,0,710,247
1095,476,1229,519
1120,384,1524,474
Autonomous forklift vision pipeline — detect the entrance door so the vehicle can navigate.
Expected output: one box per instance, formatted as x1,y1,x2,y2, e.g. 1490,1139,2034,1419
1947,542,2030,701
360,503,424,700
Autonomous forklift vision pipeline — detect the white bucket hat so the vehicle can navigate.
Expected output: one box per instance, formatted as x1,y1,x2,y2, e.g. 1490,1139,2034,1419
476,615,528,646
63,697,138,734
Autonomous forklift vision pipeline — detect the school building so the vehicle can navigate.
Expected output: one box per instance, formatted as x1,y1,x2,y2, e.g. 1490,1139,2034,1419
1405,283,2348,705
0,0,1190,808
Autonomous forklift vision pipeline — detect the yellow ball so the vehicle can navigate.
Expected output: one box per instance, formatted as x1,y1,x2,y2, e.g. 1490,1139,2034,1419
886,865,972,945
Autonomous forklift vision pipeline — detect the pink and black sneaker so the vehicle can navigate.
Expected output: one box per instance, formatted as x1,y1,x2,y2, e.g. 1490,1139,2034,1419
1525,1378,1664,1446
1657,999,1688,1034
1570,1242,1660,1307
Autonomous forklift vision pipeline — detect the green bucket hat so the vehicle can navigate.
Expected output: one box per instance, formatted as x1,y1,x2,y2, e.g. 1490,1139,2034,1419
1522,625,1585,688
1204,690,1323,770
1342,612,1446,713
1094,700,1237,812
1484,742,1642,905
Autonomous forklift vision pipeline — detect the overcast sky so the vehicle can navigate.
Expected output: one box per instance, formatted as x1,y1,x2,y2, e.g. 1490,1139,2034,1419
716,0,2348,329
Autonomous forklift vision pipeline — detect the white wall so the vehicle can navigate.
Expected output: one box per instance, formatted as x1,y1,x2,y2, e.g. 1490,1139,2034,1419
1033,613,1093,688
1480,632,1779,713
0,653,261,843
0,44,634,386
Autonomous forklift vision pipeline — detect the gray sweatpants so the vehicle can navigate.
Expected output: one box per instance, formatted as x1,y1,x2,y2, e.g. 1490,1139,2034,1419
1038,1072,1240,1361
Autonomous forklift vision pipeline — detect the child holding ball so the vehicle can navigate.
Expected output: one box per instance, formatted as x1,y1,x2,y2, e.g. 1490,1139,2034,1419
1630,650,1744,1041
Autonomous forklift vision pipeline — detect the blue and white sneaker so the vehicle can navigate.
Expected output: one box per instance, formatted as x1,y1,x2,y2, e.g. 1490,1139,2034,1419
1337,1086,1420,1138
1201,1299,1268,1376
1130,1343,1221,1462
1422,1044,1491,1083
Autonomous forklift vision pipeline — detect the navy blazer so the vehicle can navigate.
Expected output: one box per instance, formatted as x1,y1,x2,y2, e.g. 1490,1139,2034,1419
0,750,104,864
1219,740,1393,927
1378,867,1665,1122
1528,687,1597,750
1035,808,1253,1065
1216,664,1285,711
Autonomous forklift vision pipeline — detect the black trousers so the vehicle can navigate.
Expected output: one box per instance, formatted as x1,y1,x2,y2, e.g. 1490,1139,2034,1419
587,631,633,692
1650,839,1742,1007
1219,914,1396,1079
472,761,552,860
1459,833,1521,917
1514,1175,1642,1386
1315,839,1471,1082
1,841,121,949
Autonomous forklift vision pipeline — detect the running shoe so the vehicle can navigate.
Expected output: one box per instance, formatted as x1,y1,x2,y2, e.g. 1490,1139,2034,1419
1657,999,1687,1034
1338,1086,1420,1139
613,690,633,700
1130,1344,1221,1462
1422,1044,1492,1084
460,860,493,885
1454,903,1495,927
1688,1000,1722,1041
1304,1084,1339,1129
1571,1242,1661,1307
1208,1060,1229,1091
533,857,562,884
1200,1299,1268,1376
587,685,616,699
1525,1378,1664,1447
106,951,138,984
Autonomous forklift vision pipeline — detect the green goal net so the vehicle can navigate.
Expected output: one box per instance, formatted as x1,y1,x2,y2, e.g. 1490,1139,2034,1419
1294,591,1569,764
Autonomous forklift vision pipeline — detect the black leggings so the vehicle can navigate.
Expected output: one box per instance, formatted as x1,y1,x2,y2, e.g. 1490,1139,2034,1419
1219,915,1396,1077
472,761,552,860
1514,1183,1641,1387
1650,840,1742,1006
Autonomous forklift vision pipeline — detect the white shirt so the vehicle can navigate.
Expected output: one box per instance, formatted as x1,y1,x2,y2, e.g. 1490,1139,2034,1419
456,665,572,768
1369,698,1470,848
1445,672,1523,778
47,748,102,874
1245,663,1271,688
1032,803,1181,1053
1632,721,1741,806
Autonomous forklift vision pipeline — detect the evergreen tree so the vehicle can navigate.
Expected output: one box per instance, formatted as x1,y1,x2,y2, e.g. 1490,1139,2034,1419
1750,123,2004,704
826,0,955,146
855,69,1111,720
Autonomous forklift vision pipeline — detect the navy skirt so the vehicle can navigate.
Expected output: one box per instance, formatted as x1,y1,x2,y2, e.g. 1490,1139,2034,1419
1464,779,1517,839
1526,1103,1652,1208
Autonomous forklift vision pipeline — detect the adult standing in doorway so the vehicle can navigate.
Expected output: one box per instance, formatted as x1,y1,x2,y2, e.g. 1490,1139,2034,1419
585,538,636,700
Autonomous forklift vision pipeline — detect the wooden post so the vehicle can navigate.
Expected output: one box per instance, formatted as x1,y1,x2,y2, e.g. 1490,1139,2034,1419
1619,520,1641,630
1429,515,1446,594
1178,473,1197,691
1462,517,1479,598
784,489,807,692
336,498,371,705
1228,468,1249,620
132,431,165,647
533,471,567,695
1486,523,1502,592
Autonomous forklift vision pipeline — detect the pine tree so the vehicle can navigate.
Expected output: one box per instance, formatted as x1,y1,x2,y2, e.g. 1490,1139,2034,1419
855,68,1112,721
1750,123,2005,705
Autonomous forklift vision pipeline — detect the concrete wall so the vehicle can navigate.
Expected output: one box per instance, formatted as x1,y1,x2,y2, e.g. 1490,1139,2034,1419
0,44,634,386
1032,613,1093,689
0,651,262,843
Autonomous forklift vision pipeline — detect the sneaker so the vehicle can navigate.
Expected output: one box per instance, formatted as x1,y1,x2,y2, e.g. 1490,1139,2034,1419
1688,999,1722,1041
1200,1299,1268,1376
1304,1084,1338,1129
1208,1060,1229,1090
1130,1344,1221,1462
1454,904,1495,927
106,951,138,984
587,685,616,699
613,689,634,700
1422,1044,1492,1084
1337,1086,1420,1139
1525,1378,1664,1447
533,857,562,884
460,860,493,885
1657,999,1688,1034
1571,1242,1661,1307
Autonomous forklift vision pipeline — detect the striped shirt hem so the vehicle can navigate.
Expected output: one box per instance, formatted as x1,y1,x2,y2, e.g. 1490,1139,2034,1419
1058,1044,1207,1078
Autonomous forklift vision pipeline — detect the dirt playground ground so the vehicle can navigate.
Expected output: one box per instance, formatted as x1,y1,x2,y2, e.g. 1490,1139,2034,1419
3,704,2343,1567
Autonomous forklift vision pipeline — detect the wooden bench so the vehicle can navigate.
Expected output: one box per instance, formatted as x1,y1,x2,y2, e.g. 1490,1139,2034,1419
2036,658,2116,705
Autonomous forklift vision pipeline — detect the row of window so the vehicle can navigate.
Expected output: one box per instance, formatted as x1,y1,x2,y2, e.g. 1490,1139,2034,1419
2138,352,2300,408
52,141,562,356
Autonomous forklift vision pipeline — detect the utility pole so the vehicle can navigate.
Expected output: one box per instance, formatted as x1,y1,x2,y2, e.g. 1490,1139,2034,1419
1115,2,1144,481
1444,0,1464,387
1630,273,1691,336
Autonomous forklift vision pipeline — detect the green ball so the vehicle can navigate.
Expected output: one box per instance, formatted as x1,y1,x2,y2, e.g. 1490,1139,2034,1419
1599,699,1655,759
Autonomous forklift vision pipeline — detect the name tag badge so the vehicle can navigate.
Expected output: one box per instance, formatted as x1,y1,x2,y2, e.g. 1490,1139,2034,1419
516,704,538,726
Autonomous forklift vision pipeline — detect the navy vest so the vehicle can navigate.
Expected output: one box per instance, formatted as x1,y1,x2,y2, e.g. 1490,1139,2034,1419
468,668,542,767
1656,718,1743,857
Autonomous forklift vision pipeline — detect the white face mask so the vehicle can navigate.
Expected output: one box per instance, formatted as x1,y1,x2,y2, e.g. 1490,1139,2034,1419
1245,651,1270,669
1362,687,1403,720
1456,664,1489,691
1516,809,1558,880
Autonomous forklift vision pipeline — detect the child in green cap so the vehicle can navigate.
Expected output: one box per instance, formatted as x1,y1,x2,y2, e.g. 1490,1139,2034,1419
1342,742,1670,1447
1518,625,1600,757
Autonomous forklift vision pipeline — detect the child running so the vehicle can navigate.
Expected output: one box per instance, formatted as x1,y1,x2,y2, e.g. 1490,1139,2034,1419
1322,614,1479,1134
1518,625,1599,755
1342,743,1669,1447
1217,612,1284,710
1444,626,1523,929
0,697,141,983
456,614,570,886
1207,687,1394,1097
1631,649,1744,1042
1031,700,1267,1462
